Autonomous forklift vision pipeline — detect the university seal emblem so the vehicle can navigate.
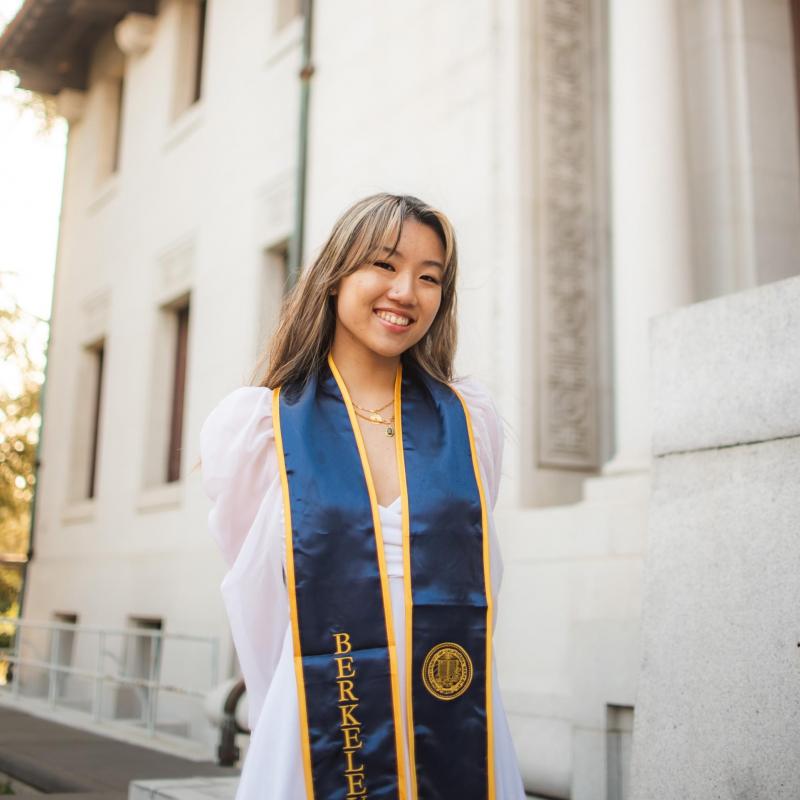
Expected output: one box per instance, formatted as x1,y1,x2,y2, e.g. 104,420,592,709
421,642,473,701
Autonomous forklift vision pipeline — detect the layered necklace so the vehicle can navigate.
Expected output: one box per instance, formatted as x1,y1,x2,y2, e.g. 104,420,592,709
352,396,395,437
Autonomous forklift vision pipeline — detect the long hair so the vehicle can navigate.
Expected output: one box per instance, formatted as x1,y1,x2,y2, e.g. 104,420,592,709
254,193,459,389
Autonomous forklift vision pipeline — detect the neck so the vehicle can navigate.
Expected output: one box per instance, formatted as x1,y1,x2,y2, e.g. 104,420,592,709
329,339,399,407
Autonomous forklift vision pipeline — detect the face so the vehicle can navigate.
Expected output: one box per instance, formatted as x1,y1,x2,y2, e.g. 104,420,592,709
331,218,445,362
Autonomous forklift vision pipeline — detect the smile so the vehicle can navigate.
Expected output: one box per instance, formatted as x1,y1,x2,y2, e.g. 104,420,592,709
374,309,413,328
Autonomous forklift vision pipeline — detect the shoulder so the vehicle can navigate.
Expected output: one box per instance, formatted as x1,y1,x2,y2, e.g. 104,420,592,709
448,374,505,507
199,386,276,474
201,386,274,438
449,375,503,442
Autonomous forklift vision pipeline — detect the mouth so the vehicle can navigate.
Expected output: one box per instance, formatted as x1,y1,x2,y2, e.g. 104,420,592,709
374,309,414,331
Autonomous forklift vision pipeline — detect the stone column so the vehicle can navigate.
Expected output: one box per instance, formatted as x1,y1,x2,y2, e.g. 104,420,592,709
604,0,694,474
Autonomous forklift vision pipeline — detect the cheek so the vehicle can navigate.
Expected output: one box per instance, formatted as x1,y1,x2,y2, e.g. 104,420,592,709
335,278,375,324
418,295,443,334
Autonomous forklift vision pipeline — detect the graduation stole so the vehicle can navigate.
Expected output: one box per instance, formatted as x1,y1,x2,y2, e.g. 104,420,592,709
273,353,495,800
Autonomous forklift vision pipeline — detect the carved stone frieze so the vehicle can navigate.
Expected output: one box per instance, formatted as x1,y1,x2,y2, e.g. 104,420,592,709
535,0,606,470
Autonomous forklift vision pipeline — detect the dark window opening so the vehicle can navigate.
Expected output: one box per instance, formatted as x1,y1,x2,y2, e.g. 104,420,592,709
166,304,190,482
192,0,208,104
111,76,125,173
87,342,105,499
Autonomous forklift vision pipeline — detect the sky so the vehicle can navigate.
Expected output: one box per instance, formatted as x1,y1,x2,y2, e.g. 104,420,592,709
0,0,67,324
0,0,66,396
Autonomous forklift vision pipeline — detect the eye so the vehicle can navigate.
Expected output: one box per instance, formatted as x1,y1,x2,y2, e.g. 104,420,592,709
372,260,394,271
421,274,441,285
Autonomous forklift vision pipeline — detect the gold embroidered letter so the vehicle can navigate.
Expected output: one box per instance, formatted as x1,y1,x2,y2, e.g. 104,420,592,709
334,632,352,654
339,703,360,728
336,655,356,679
345,772,367,796
338,679,358,703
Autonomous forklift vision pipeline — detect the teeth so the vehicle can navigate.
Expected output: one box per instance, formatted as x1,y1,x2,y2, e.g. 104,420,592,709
375,310,411,327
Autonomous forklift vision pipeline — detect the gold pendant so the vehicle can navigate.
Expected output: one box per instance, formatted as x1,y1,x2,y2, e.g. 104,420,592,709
385,425,395,437
370,413,382,422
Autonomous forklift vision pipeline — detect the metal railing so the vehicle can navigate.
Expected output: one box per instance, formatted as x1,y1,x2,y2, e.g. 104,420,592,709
0,616,219,742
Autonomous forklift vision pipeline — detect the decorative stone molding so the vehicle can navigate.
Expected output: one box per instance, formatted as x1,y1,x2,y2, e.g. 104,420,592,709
534,0,609,471
55,88,87,124
80,287,111,345
155,236,194,306
256,169,295,250
115,12,157,57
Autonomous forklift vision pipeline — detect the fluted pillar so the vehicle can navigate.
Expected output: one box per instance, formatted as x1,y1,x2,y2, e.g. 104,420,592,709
604,0,695,474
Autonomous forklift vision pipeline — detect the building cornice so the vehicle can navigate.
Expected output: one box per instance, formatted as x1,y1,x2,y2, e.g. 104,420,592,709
0,0,156,94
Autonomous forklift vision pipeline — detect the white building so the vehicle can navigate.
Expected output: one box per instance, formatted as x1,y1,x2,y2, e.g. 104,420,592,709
1,0,798,797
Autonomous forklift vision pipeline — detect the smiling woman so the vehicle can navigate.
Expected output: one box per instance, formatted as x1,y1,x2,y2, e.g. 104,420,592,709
331,218,445,364
261,193,459,392
199,193,526,800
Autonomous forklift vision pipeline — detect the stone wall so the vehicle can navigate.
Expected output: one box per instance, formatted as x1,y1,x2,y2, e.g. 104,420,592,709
630,275,800,799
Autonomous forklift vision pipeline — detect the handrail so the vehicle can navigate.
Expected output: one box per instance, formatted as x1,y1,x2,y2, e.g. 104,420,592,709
0,616,220,742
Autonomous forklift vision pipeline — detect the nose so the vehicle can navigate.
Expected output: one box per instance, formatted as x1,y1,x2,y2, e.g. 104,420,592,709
386,271,416,305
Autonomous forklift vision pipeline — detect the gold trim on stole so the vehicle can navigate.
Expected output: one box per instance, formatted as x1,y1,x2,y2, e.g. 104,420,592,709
327,353,409,800
273,387,316,799
393,364,419,799
451,384,496,800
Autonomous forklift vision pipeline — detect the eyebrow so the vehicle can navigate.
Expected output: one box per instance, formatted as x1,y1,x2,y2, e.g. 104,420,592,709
379,246,444,270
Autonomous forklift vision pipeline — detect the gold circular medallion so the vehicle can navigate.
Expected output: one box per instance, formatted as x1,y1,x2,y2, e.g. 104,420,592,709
421,642,473,701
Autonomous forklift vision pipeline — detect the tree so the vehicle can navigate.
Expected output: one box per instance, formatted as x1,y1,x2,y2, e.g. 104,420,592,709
0,271,47,621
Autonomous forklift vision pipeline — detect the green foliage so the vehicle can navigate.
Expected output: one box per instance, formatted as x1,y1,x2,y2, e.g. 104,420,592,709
0,566,21,617
0,272,46,588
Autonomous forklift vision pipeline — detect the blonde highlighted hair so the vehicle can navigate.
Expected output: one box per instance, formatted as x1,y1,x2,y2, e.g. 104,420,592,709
254,193,459,389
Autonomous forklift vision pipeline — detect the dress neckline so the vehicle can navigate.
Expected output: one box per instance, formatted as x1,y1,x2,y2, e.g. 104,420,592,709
378,496,401,512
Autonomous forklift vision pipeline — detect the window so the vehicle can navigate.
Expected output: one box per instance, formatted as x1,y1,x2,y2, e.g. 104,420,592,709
111,76,124,173
142,286,192,492
173,0,208,116
252,240,290,376
96,73,124,181
115,616,163,722
192,0,207,103
606,704,634,800
67,338,105,504
87,341,105,499
166,303,190,483
49,612,78,704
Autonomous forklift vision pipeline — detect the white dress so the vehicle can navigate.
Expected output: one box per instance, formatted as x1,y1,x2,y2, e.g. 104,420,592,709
199,377,526,800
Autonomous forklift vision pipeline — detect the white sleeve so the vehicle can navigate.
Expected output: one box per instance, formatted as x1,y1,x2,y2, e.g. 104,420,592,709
199,386,275,568
200,385,289,731
451,375,506,511
451,376,507,620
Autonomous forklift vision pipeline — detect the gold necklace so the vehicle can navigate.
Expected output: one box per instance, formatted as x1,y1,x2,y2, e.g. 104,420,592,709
353,406,395,437
352,397,394,415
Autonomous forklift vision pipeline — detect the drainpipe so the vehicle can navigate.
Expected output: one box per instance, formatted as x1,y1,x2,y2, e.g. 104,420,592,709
288,0,314,287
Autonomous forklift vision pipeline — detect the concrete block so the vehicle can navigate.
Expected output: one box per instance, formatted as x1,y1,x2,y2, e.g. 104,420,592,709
650,274,800,456
630,437,800,799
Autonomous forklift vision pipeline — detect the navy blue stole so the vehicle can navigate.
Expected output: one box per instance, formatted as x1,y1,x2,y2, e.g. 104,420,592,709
273,353,494,799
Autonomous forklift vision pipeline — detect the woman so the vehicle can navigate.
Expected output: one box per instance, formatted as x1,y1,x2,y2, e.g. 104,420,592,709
200,193,525,799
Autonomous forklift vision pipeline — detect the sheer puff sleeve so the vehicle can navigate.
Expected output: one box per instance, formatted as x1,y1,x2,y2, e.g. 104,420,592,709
199,386,276,569
451,375,506,511
451,375,507,618
200,385,289,731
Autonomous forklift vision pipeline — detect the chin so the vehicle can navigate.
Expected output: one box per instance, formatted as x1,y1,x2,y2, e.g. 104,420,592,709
365,337,414,360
